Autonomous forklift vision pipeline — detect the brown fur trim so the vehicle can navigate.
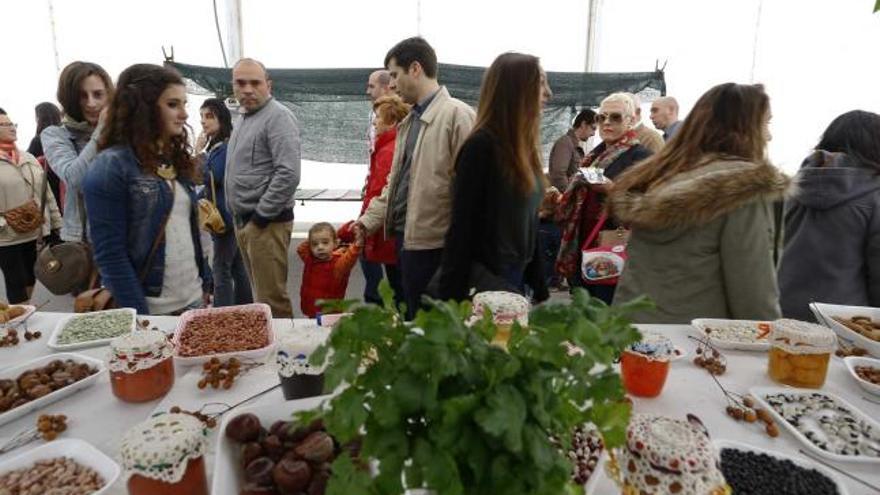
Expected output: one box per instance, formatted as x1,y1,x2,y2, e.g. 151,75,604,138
610,160,792,230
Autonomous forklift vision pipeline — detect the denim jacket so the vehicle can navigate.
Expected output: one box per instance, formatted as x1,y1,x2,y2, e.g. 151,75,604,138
83,145,208,314
200,142,233,233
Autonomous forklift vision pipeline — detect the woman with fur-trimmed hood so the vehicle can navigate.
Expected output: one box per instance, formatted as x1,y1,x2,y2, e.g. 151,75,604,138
608,83,791,323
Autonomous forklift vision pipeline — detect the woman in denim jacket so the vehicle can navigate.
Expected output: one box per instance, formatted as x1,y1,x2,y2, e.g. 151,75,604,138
197,98,252,307
83,64,209,315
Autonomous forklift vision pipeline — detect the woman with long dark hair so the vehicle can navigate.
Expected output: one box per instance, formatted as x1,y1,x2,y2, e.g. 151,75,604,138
27,102,63,211
436,52,552,301
198,97,252,307
41,61,114,242
83,64,209,315
779,110,880,320
609,83,790,323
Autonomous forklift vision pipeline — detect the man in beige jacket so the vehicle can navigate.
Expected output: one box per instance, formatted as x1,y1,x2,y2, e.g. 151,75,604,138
355,37,475,318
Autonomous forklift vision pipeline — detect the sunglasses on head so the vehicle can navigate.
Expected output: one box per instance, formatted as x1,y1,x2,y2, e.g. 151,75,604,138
595,112,625,124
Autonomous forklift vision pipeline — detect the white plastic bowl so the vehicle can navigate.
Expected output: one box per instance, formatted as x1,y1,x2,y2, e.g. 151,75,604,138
47,308,137,351
0,438,120,494
172,303,276,366
843,355,880,396
810,302,880,358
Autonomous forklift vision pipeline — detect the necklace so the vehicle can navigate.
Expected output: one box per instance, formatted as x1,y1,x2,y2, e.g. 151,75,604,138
157,163,177,180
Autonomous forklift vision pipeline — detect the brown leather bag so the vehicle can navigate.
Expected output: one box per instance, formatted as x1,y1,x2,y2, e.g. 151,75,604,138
73,183,177,313
37,196,94,295
2,165,47,234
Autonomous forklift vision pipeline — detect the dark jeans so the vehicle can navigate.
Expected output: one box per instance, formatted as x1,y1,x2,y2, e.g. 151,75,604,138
568,272,616,306
538,219,562,286
360,255,404,308
396,237,443,320
0,240,37,304
212,231,253,307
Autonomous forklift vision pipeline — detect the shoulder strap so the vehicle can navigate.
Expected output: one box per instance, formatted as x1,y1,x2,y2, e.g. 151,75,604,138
209,168,218,206
138,181,176,282
581,212,609,250
67,137,90,243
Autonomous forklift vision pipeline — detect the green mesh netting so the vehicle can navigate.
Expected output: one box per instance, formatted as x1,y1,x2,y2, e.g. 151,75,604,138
167,61,665,164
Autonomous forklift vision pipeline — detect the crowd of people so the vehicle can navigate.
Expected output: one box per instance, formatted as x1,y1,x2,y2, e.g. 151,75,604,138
1,35,879,324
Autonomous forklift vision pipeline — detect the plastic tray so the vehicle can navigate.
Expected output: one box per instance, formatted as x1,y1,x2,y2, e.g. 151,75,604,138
0,305,36,328
714,439,850,495
749,386,880,464
212,395,332,495
691,318,771,351
810,303,880,358
0,353,106,427
0,438,120,494
843,356,880,397
47,308,137,351
172,303,276,366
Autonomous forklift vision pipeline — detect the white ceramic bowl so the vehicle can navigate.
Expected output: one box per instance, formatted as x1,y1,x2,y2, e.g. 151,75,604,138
0,438,120,494
172,303,276,366
810,303,880,358
47,308,137,351
843,355,880,396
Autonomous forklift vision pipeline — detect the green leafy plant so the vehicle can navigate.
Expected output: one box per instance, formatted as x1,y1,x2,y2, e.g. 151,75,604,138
298,282,650,495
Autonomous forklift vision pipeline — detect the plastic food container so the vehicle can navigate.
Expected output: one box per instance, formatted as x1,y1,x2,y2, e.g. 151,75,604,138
276,328,329,400
172,303,275,366
767,319,835,388
471,291,529,349
120,413,209,495
108,330,174,403
620,333,677,398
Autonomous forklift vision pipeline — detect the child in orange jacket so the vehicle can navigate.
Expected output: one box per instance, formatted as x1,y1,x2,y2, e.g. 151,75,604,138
298,222,360,318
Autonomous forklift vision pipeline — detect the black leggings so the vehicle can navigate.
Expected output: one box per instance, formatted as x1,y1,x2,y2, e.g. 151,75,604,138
0,240,37,304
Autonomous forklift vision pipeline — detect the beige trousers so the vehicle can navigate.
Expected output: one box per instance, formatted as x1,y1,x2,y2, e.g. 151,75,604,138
235,220,293,318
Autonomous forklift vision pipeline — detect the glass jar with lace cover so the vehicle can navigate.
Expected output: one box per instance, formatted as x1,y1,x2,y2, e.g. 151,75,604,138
276,326,329,400
108,330,174,402
120,413,209,495
470,291,530,349
606,414,731,495
767,319,836,388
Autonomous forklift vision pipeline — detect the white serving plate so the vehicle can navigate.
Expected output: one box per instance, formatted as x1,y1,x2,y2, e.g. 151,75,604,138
212,395,332,495
0,438,120,494
749,386,880,464
810,303,880,358
0,305,36,328
0,352,106,427
714,439,850,495
173,303,276,366
691,318,771,351
47,308,137,351
843,356,880,397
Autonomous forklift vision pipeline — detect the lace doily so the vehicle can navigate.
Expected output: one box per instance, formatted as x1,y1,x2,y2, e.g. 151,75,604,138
108,330,173,374
276,328,329,377
120,413,207,483
769,319,835,355
615,414,728,495
627,332,677,361
471,291,529,326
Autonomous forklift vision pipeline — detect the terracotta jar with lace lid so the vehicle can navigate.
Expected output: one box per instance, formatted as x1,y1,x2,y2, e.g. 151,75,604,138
120,413,209,495
109,330,175,403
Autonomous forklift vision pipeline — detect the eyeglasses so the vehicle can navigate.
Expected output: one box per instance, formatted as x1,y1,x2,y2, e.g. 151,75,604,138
0,123,17,129
595,113,625,125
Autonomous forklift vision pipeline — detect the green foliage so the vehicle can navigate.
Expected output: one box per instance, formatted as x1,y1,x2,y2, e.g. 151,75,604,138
297,281,649,495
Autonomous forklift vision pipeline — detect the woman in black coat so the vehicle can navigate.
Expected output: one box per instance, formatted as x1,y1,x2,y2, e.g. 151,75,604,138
437,52,552,302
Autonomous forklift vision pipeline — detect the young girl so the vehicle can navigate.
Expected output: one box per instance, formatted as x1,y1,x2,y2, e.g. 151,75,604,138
298,222,360,318
83,64,209,315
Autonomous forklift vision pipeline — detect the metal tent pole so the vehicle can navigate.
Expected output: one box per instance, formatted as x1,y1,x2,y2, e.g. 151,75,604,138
584,0,602,72
225,0,244,63
47,0,61,73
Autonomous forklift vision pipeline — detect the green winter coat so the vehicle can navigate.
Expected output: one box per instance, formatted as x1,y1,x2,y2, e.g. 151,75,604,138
610,159,791,323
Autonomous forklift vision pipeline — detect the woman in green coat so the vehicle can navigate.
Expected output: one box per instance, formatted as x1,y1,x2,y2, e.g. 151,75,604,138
608,83,791,323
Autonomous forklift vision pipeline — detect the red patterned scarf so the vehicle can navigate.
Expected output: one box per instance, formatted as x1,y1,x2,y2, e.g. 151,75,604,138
0,142,19,165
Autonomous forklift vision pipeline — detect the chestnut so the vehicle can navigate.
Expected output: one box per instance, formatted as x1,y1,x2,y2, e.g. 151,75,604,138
244,457,275,487
226,413,262,443
241,442,264,468
272,458,311,494
294,432,335,463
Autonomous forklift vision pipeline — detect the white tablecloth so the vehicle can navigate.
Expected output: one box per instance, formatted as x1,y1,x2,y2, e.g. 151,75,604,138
0,315,877,495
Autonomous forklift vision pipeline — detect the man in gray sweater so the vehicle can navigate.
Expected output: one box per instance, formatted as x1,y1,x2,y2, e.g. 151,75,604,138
226,58,301,318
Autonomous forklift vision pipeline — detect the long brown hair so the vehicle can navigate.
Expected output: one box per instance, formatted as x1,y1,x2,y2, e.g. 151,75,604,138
612,83,770,193
56,61,114,123
470,52,545,195
98,64,195,180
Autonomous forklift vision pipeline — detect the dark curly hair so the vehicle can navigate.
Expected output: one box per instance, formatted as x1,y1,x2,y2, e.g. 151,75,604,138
98,64,195,180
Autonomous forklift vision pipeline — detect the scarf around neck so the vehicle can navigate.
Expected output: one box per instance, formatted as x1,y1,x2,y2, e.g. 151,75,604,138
62,115,96,134
0,142,20,165
583,130,640,171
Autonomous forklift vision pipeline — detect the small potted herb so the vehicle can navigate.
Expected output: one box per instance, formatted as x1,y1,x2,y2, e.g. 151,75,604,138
297,283,649,495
